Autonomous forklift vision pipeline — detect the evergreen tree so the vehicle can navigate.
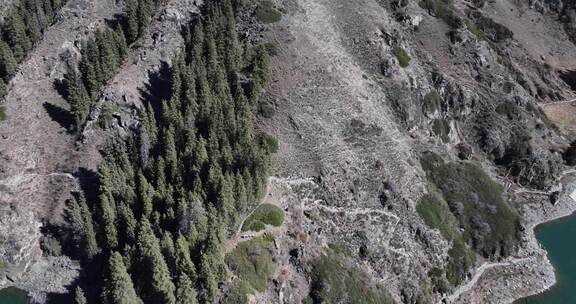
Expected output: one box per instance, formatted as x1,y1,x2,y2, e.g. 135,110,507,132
136,219,176,304
4,8,31,60
101,252,143,304
175,274,198,304
137,170,154,218
66,193,99,259
78,193,100,259
174,233,196,281
125,0,139,43
0,41,16,81
99,192,118,249
63,65,90,130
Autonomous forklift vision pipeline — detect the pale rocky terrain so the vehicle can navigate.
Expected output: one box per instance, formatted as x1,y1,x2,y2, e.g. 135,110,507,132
1,0,576,303
252,0,576,303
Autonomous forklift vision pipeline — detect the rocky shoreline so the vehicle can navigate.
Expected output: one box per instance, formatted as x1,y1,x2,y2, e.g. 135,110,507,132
449,174,576,303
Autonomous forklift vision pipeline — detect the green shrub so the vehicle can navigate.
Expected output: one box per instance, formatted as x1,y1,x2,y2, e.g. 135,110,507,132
328,242,353,257
503,81,514,94
309,251,394,304
465,20,484,40
259,102,276,118
0,105,5,121
393,47,411,68
429,267,449,294
263,42,279,56
470,11,513,42
419,0,463,29
242,203,284,232
226,236,276,292
256,0,282,23
257,133,279,154
422,90,442,114
221,280,252,304
495,102,519,119
432,119,450,143
417,192,475,286
420,152,521,258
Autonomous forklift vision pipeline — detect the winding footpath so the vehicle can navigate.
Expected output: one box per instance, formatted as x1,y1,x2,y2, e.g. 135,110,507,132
447,257,533,303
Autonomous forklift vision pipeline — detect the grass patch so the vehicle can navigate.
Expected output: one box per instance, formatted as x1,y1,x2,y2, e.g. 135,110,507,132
392,47,411,68
256,0,282,24
0,259,6,271
420,152,521,259
309,251,394,304
422,90,442,114
432,118,450,143
242,203,284,232
0,105,5,121
226,236,276,292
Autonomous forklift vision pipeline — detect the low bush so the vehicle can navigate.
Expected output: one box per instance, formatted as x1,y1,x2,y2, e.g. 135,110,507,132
256,0,282,23
418,192,475,286
420,152,521,259
465,20,484,40
221,280,252,304
309,251,394,304
495,102,520,120
226,236,276,292
0,105,5,121
503,81,514,94
470,11,513,42
432,118,450,143
422,90,442,114
393,47,411,68
257,133,280,154
419,0,463,29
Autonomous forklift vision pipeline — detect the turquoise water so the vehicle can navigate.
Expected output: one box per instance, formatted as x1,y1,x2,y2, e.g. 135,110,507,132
0,287,28,304
518,213,576,303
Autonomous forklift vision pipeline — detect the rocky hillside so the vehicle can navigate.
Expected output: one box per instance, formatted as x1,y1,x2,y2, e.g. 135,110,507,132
0,0,575,303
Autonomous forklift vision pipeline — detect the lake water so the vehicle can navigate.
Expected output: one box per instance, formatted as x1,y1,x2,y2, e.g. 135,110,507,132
0,287,28,304
517,213,576,303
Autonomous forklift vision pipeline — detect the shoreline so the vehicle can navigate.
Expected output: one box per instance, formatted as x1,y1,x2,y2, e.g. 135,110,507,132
449,174,576,303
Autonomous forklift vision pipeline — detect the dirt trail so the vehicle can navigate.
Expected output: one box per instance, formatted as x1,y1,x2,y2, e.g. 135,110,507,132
447,257,534,303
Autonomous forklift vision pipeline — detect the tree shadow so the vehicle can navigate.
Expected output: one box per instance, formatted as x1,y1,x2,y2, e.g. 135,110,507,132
52,78,67,99
43,102,73,132
104,13,126,31
138,60,172,115
75,167,100,205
